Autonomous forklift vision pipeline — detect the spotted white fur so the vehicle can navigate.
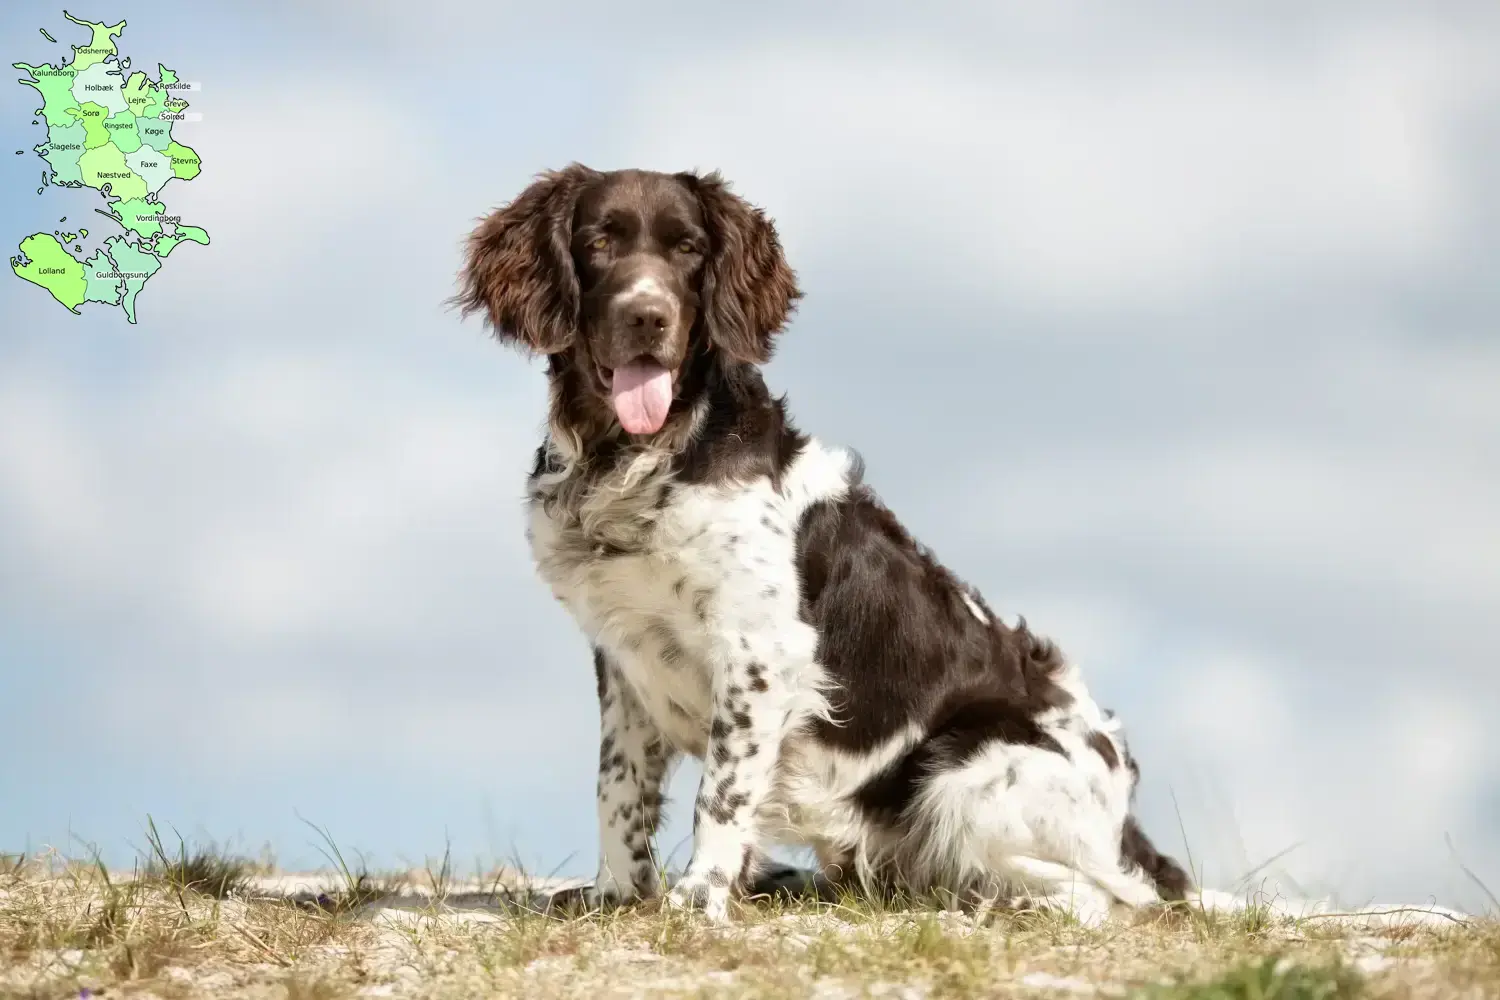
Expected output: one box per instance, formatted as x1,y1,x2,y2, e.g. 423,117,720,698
525,427,1170,925
900,664,1156,914
529,433,851,919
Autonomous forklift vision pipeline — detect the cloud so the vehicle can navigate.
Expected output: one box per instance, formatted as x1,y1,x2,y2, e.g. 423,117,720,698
141,83,445,308
1146,647,1493,906
606,16,1496,323
973,428,1500,610
0,343,544,647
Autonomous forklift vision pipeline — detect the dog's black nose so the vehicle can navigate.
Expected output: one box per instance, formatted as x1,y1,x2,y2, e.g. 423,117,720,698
622,299,670,331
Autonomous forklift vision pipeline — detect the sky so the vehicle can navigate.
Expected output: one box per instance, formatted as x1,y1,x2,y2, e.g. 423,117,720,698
1,0,1497,910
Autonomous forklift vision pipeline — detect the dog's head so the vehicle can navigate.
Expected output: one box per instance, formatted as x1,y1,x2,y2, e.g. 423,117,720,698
458,165,801,437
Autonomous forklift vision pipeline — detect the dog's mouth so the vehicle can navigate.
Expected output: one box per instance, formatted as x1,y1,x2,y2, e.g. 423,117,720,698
599,357,677,435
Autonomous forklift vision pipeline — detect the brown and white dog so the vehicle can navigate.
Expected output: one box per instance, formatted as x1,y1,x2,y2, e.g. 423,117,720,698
458,165,1192,923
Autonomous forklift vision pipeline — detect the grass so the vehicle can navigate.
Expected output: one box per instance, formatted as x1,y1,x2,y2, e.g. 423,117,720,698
0,835,1495,999
1142,955,1363,1000
143,817,255,900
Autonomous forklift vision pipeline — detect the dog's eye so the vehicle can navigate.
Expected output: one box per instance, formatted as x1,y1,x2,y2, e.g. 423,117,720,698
589,236,610,251
675,239,698,255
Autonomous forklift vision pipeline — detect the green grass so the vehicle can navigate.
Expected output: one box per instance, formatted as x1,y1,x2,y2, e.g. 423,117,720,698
142,815,254,899
1143,955,1364,999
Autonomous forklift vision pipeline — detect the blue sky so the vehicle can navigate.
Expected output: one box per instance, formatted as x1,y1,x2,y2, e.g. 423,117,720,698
2,0,1498,909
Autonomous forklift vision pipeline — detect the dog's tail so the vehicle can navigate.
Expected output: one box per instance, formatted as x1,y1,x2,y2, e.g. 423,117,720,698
1120,814,1193,901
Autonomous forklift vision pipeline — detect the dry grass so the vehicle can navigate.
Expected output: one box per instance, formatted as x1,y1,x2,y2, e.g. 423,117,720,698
1,842,1495,999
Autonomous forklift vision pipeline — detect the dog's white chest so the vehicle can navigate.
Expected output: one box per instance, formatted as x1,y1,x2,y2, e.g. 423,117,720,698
524,439,849,763
525,473,738,756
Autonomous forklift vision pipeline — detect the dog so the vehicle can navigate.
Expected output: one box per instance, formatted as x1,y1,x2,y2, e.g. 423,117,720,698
458,165,1193,924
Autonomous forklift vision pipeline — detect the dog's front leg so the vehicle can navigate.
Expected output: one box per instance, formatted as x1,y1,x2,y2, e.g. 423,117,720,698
667,524,819,922
592,647,673,906
666,666,790,922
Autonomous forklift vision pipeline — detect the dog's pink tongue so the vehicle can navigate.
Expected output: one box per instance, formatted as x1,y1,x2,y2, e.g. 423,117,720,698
610,360,673,435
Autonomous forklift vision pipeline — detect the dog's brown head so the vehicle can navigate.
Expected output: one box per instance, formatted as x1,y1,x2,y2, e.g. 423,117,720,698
458,165,801,438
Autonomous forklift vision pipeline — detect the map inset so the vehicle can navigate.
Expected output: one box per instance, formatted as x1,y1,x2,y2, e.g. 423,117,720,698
11,10,207,323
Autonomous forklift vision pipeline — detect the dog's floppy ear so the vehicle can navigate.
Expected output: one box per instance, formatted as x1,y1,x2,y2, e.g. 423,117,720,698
680,171,802,365
457,163,600,354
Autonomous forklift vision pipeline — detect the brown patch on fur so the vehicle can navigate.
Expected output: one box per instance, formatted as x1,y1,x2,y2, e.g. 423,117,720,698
1086,730,1121,770
456,163,600,354
678,171,803,365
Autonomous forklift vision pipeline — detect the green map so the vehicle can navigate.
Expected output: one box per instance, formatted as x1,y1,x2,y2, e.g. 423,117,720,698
10,10,207,323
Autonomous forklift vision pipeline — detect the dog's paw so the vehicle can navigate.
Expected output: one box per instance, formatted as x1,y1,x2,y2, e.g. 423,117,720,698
585,873,642,912
666,872,731,924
